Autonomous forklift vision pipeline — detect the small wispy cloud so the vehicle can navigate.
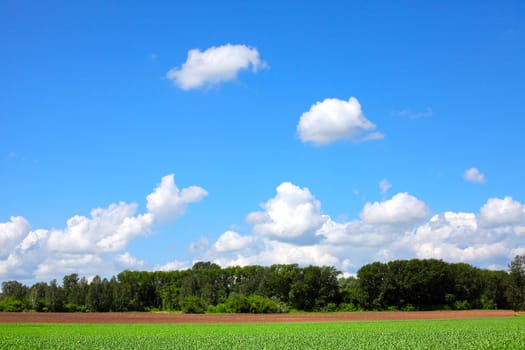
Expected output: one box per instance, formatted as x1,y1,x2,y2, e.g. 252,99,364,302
188,237,209,253
463,167,486,184
379,179,392,195
395,108,433,120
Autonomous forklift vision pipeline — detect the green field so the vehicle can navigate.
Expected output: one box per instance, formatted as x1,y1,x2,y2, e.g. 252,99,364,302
1,317,524,349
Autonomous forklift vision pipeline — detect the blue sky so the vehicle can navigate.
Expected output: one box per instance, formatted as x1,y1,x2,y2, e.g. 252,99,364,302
1,0,524,284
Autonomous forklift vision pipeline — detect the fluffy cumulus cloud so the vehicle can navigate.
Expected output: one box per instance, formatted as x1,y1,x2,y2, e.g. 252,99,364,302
212,240,340,269
166,44,266,90
147,174,207,222
0,216,30,258
46,203,153,253
204,182,525,275
212,231,254,253
463,167,486,184
4,174,525,283
155,260,190,272
115,252,145,269
247,182,329,243
0,174,206,282
360,192,430,226
396,209,519,266
479,197,525,227
297,97,384,145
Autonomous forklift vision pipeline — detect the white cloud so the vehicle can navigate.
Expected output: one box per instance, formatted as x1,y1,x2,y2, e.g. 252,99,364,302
319,219,392,247
146,174,207,222
34,254,104,282
212,231,254,252
0,254,23,276
155,260,190,272
213,240,340,269
247,182,329,243
96,213,154,252
463,167,486,184
479,196,525,227
0,216,31,258
166,44,266,90
203,185,525,277
395,206,525,265
115,252,145,269
379,179,392,195
361,192,430,226
297,97,383,145
4,172,525,284
46,202,151,254
413,242,508,263
0,174,206,282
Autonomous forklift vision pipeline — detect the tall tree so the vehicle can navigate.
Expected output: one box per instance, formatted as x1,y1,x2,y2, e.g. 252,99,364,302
45,279,64,312
1,281,28,300
506,255,525,311
29,282,47,311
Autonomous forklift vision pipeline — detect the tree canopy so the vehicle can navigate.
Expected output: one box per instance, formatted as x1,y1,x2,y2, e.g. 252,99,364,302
1,257,522,313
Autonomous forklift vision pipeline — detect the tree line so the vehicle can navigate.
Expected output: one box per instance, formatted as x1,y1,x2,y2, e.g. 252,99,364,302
1,257,524,313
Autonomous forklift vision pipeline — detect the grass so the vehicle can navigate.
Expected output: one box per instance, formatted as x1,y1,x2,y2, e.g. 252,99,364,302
1,317,524,349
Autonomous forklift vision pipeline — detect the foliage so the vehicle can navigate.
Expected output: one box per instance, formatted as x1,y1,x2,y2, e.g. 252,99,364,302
0,297,28,312
208,294,281,313
1,318,524,349
506,255,525,311
356,259,510,310
180,296,207,314
0,258,519,313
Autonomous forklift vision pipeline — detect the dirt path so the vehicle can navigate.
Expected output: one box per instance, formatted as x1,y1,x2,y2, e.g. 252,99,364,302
0,310,516,324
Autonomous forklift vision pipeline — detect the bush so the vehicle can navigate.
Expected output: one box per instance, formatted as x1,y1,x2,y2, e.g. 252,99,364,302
338,302,357,312
479,295,497,310
225,294,251,313
0,297,25,312
180,296,207,314
322,303,338,312
403,304,416,312
453,300,471,310
247,295,280,313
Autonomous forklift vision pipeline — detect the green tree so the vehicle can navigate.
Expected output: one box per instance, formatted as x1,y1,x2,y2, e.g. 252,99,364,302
87,276,103,312
29,282,47,311
357,261,388,309
506,255,525,310
260,264,299,304
1,281,28,300
45,279,64,312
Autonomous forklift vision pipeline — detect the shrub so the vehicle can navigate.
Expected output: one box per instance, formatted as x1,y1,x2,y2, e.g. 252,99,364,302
226,294,251,313
247,295,280,313
180,296,207,314
0,297,25,312
453,300,470,310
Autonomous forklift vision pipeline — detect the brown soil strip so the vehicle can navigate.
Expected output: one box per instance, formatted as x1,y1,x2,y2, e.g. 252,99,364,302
0,310,516,324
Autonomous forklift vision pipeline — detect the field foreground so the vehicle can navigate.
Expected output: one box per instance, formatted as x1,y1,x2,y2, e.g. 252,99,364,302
0,316,523,349
0,309,516,324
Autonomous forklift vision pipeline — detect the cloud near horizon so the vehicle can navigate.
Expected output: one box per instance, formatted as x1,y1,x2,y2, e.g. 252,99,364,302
0,174,206,282
166,44,266,90
2,176,525,284
196,182,525,276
